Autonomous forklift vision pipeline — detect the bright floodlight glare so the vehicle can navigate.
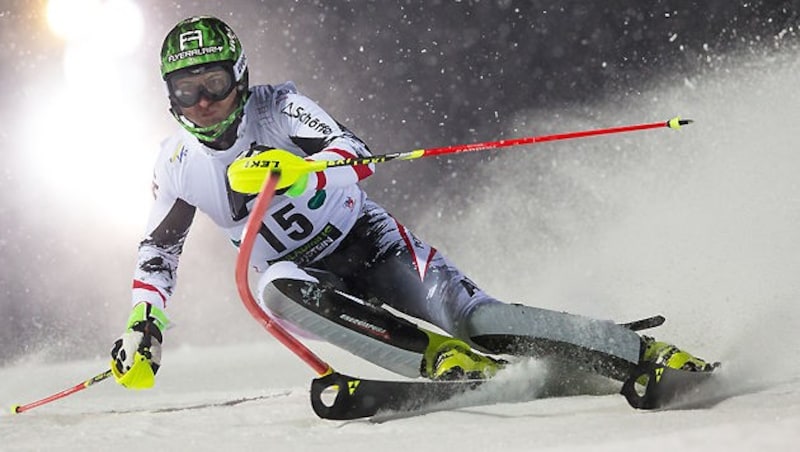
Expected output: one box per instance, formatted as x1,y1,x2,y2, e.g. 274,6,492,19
96,0,145,54
46,0,101,40
34,0,153,229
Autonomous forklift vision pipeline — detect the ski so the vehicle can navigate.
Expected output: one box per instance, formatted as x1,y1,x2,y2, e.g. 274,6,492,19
620,314,665,331
620,362,719,410
310,372,486,420
311,362,720,420
310,314,715,420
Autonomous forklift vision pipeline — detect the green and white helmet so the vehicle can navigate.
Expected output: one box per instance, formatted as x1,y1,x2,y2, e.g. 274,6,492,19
160,16,249,144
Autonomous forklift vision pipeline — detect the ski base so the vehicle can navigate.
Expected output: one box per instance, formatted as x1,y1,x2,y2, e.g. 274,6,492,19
620,362,718,410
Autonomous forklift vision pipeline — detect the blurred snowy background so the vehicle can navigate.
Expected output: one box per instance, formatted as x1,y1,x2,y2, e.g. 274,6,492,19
1,0,799,371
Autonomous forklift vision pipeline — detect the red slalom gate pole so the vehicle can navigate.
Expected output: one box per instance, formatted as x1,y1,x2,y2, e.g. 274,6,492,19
12,172,330,415
11,369,113,414
234,171,333,376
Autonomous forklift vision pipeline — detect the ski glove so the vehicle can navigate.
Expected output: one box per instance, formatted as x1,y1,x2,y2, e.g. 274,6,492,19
284,171,310,197
110,302,169,389
228,147,319,194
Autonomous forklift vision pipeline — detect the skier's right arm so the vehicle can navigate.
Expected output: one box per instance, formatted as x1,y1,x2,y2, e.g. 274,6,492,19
110,163,196,389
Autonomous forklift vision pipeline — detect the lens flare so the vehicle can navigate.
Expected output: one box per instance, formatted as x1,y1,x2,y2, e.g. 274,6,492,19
46,0,100,40
34,0,153,228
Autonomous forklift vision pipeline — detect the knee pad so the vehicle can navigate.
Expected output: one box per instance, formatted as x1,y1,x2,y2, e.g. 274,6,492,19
255,261,320,339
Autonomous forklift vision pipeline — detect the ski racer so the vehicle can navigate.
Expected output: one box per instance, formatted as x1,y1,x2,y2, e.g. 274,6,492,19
110,15,716,390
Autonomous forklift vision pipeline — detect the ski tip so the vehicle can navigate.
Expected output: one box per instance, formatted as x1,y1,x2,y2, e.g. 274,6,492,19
10,404,21,414
667,117,694,129
620,314,666,331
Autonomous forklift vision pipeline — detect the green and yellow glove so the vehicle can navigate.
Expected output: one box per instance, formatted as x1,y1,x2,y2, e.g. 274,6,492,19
227,148,324,194
110,302,169,389
284,171,310,198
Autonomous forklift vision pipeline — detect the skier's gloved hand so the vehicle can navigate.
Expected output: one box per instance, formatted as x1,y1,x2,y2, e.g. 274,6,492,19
228,147,317,194
110,302,169,389
284,171,310,198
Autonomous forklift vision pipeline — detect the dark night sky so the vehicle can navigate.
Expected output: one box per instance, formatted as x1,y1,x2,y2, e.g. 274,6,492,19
0,0,798,364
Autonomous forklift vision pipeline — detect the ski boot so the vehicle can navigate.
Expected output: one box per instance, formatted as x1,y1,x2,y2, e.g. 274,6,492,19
640,335,717,373
423,337,503,380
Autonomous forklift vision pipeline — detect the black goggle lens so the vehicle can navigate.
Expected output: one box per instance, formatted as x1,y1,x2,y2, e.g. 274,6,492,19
169,66,235,108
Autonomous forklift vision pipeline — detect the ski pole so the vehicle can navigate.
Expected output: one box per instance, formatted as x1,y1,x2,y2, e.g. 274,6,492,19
13,173,329,415
10,369,113,414
234,170,333,376
228,116,693,194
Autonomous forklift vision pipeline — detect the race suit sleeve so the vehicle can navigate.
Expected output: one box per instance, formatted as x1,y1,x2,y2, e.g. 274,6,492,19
131,166,196,311
279,92,376,190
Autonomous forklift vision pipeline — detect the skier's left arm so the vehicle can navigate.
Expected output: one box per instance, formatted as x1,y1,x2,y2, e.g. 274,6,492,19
280,93,375,195
302,131,375,191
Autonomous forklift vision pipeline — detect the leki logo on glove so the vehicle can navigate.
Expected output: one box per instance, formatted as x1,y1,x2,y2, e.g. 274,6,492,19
243,159,280,169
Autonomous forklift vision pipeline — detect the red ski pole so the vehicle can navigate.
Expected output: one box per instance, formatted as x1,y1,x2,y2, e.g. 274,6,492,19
229,117,693,194
413,117,692,160
11,369,113,414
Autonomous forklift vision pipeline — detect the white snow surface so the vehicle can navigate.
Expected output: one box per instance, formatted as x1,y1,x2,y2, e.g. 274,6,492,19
1,341,799,452
4,40,800,452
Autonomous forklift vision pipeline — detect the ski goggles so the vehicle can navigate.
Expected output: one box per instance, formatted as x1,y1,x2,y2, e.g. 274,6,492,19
167,64,236,108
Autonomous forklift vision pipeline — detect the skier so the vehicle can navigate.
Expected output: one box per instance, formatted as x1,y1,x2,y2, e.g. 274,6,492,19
110,16,715,390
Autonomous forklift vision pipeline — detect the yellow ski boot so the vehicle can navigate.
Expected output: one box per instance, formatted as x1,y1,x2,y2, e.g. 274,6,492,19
423,336,503,380
640,336,716,372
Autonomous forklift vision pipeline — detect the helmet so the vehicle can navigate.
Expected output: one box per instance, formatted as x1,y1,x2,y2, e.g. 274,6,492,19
160,16,249,144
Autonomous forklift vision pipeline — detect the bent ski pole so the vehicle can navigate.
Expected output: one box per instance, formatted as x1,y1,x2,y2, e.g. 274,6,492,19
228,117,693,194
234,170,333,376
10,369,113,414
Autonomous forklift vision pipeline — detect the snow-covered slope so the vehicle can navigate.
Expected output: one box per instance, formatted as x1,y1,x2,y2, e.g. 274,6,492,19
2,341,799,452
